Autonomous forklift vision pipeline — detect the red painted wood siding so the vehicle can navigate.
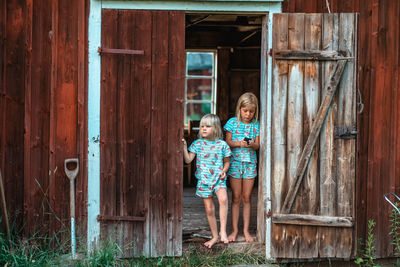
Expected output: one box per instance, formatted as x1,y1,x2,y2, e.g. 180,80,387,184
0,0,88,236
282,0,400,258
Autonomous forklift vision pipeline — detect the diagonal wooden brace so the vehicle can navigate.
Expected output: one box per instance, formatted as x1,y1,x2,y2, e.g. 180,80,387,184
281,59,348,214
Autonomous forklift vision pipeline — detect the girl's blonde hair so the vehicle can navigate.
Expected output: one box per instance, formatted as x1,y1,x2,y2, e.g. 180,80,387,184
198,114,223,140
235,92,259,123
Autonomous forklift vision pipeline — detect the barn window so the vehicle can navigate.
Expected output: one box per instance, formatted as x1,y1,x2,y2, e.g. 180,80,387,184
184,50,217,126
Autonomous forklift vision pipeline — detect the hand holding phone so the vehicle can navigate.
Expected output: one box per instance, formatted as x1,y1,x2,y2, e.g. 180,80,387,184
243,137,251,145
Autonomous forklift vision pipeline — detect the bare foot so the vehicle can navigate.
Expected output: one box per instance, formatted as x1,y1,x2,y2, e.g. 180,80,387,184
244,231,254,243
228,231,238,242
204,237,219,248
220,232,229,244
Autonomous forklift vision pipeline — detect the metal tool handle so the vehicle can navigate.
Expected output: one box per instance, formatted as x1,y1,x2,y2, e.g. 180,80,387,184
64,158,79,181
384,193,400,215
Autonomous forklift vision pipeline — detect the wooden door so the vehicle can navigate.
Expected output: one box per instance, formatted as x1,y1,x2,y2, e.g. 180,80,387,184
270,13,357,259
99,9,184,257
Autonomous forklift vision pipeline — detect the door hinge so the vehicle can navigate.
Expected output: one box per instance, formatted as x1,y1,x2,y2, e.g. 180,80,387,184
266,209,272,218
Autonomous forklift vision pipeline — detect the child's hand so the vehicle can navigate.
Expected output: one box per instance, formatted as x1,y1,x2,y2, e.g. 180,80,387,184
240,140,251,148
182,138,187,148
219,170,226,180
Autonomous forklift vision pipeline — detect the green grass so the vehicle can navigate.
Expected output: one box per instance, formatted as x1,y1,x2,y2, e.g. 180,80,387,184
0,230,65,267
129,244,271,267
0,230,274,267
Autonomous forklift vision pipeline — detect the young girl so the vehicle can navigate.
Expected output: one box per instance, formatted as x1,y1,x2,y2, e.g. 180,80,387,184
224,92,260,243
182,114,232,248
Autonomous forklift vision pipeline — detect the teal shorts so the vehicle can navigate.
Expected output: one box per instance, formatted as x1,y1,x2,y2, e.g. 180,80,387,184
228,160,257,179
196,178,227,198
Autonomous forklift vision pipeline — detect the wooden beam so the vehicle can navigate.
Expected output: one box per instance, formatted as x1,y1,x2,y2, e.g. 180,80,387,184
97,215,146,222
281,60,347,214
98,47,145,55
273,49,352,60
272,214,353,227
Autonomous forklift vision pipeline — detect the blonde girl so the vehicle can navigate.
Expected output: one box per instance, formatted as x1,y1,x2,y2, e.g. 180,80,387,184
224,92,259,243
182,114,232,248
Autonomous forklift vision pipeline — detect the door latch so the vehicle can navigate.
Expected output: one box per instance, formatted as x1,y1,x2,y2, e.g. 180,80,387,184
334,125,357,139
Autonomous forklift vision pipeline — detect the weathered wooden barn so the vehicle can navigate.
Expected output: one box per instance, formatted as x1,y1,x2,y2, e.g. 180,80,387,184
1,0,400,261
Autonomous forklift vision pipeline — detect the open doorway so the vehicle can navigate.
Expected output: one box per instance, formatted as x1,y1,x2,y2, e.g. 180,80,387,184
182,13,266,244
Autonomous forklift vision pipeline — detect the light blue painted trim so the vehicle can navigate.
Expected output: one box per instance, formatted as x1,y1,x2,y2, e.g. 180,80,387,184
261,6,280,261
101,1,279,12
87,0,102,254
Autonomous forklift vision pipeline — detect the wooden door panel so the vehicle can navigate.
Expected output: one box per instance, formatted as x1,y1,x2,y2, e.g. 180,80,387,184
100,9,184,257
271,13,357,259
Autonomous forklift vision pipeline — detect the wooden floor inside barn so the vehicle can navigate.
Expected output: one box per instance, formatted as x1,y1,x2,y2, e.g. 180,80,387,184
183,186,258,244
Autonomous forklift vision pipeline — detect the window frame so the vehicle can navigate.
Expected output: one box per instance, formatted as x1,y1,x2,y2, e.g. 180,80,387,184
184,49,218,127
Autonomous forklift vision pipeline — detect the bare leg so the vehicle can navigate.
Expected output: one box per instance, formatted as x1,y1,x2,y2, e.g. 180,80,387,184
216,188,229,244
228,177,242,242
242,178,255,243
203,198,219,248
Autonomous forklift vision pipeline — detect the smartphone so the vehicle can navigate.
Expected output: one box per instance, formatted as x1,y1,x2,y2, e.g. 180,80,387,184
243,137,251,145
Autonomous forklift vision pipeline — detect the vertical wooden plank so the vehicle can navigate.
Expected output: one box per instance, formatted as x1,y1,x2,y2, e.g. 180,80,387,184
0,0,5,222
383,1,397,256
126,10,152,256
48,0,59,234
394,0,400,256
2,0,25,233
117,10,133,256
166,10,184,256
271,13,288,258
356,0,371,248
150,11,169,257
23,0,33,234
284,13,304,259
372,1,392,256
392,2,400,257
366,0,379,255
298,13,322,259
76,0,88,233
385,0,398,256
52,0,79,234
100,8,118,243
335,13,357,259
319,13,339,258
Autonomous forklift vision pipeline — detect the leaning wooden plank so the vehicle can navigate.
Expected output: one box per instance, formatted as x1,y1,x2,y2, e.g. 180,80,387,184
272,214,353,227
281,59,347,214
273,49,351,60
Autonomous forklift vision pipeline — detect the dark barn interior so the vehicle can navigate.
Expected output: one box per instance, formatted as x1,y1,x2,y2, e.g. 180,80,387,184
183,13,265,242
